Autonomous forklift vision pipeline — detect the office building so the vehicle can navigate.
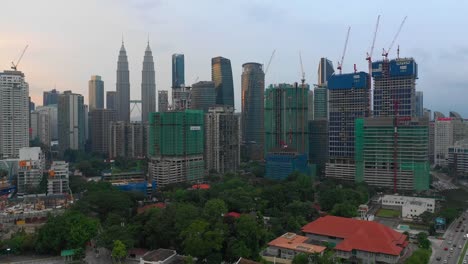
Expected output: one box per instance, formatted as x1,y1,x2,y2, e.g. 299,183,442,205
241,62,265,159
265,149,309,180
84,104,89,141
191,81,216,112
148,110,204,187
116,41,130,122
325,72,370,181
43,89,60,106
309,120,328,177
141,42,156,123
355,117,430,191
47,161,70,195
89,109,117,155
172,53,185,88
212,56,234,107
318,58,334,86
204,106,240,174
88,75,104,110
106,91,117,110
308,90,314,121
29,97,35,111
314,86,328,120
448,139,468,178
17,147,45,195
429,121,435,164
415,91,423,118
372,58,418,117
0,70,29,158
434,117,454,166
423,108,431,121
158,90,169,112
58,91,85,152
109,121,147,159
36,105,58,141
30,110,50,147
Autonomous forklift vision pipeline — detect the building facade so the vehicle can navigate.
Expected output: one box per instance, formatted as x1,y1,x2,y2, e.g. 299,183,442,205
106,91,117,110
30,110,50,147
141,43,156,123
309,120,328,177
89,109,117,155
36,105,58,141
43,89,59,106
158,90,169,112
212,56,234,107
265,149,309,180
434,117,454,166
415,91,423,118
317,58,334,86
204,106,240,174
172,87,191,111
191,81,216,112
172,53,185,88
109,121,148,159
314,86,328,121
0,70,30,158
47,161,69,195
448,139,468,178
380,194,435,219
58,91,85,152
116,42,130,122
88,75,104,110
17,147,45,196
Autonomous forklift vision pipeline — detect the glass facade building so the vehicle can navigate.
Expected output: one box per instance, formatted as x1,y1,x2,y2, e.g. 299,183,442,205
212,56,234,107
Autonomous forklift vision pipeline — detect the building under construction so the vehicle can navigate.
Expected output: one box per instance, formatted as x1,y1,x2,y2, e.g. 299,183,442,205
148,110,204,187
355,117,430,191
109,121,148,159
325,72,370,181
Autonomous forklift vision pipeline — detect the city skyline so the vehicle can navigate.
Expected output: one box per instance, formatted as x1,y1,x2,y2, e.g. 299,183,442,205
1,0,468,116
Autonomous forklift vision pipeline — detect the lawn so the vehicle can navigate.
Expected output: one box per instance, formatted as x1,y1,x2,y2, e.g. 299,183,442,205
458,239,468,264
377,208,400,218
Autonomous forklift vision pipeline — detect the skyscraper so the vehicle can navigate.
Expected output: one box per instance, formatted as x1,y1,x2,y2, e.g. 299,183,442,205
241,63,265,160
36,105,58,140
106,91,117,110
158,90,169,112
30,110,50,147
88,75,104,110
58,91,85,152
43,89,60,106
0,70,29,158
172,54,185,88
212,56,234,107
317,58,334,86
116,41,130,122
314,86,328,120
141,42,156,122
89,109,117,155
191,81,216,112
415,91,424,118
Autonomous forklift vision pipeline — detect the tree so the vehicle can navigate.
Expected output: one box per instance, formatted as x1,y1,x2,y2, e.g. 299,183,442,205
405,249,430,264
180,220,224,259
203,199,227,224
292,253,309,264
419,211,435,225
112,240,127,263
330,202,357,218
417,232,431,250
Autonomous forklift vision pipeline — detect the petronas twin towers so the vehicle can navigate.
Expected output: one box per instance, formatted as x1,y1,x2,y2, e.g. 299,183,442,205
116,40,156,122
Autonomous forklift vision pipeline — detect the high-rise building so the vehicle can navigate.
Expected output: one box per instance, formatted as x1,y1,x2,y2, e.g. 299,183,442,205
429,121,435,164
89,109,117,155
415,91,424,118
423,108,432,121
116,41,130,122
308,90,314,121
36,105,58,141
314,86,328,120
43,89,60,106
58,91,85,152
355,117,430,191
109,121,148,159
434,117,454,166
172,87,191,111
212,56,234,107
317,58,334,86
88,75,104,110
17,147,45,195
191,81,216,112
434,111,445,120
106,91,117,110
448,139,468,178
204,106,240,174
84,104,89,141
172,54,185,88
325,72,370,181
30,110,50,147
148,110,204,187
141,43,156,123
372,58,418,117
29,97,35,111
308,120,328,177
158,90,169,112
47,161,70,195
265,149,309,180
0,70,29,159
241,62,265,159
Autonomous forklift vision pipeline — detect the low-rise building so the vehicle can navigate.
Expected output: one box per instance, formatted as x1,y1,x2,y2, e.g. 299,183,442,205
140,248,185,264
302,216,408,264
17,147,45,196
380,194,435,220
47,161,70,195
262,233,325,264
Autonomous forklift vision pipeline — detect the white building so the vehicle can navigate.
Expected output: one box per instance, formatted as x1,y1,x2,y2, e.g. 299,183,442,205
36,105,58,140
30,110,51,147
47,161,69,195
381,195,435,220
0,70,29,159
17,147,45,195
435,118,454,166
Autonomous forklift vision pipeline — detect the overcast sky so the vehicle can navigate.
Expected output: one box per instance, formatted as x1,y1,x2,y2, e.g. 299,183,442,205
1,0,467,117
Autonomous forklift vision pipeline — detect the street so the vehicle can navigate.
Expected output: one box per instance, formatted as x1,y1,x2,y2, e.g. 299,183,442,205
430,213,468,264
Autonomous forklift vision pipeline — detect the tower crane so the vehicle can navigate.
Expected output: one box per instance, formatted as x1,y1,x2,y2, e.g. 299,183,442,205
11,45,29,71
265,49,276,76
337,27,350,74
366,15,380,64
382,16,407,59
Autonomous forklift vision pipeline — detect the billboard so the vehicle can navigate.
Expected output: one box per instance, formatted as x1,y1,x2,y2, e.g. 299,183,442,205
372,58,418,78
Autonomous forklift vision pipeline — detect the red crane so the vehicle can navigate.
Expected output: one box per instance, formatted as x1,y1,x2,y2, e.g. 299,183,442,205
382,16,407,59
337,27,351,74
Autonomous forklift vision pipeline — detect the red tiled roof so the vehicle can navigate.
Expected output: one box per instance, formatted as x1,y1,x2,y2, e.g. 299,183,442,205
137,202,166,214
302,216,407,256
268,233,326,254
225,212,241,218
191,184,211,190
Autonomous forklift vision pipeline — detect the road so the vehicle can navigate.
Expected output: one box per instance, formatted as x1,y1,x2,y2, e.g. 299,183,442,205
431,213,468,264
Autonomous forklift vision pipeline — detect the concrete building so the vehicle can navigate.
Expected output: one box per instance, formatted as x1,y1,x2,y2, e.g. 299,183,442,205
212,56,234,107
84,104,89,141
89,109,117,155
372,58,418,117
429,121,435,164
423,108,431,121
30,110,50,147
17,147,45,196
308,90,314,121
158,90,169,112
262,233,326,263
172,53,185,88
325,72,370,181
317,58,334,86
415,91,423,118
204,106,239,174
43,89,60,106
141,42,156,123
448,139,468,178
140,248,186,264
172,87,191,111
109,121,148,159
116,41,130,122
313,86,328,121
308,120,328,177
241,63,265,159
36,105,58,141
88,75,104,110
435,117,454,166
265,149,309,180
47,161,69,195
380,195,435,220
148,110,204,187
106,91,117,110
355,117,430,192
302,216,408,264
0,70,30,159
191,81,216,112
58,91,85,152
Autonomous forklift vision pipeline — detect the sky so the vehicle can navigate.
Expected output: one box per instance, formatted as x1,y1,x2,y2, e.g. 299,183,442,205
1,0,468,117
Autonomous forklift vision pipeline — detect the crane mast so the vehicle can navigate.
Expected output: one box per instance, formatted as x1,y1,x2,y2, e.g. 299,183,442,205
337,27,351,74
11,45,29,71
382,16,407,59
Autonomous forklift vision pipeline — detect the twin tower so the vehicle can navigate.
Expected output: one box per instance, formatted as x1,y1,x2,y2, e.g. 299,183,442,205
116,41,155,123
